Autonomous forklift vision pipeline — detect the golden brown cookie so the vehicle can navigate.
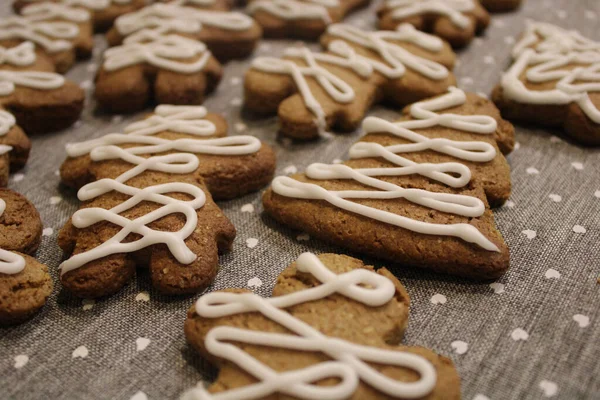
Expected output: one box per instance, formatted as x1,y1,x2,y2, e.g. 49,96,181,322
0,188,51,326
58,105,276,298
480,0,522,12
183,252,461,400
94,34,222,113
244,23,456,140
105,3,262,62
1,3,94,73
378,0,490,48
13,0,147,32
492,21,600,146
263,88,513,280
246,0,371,40
0,42,85,134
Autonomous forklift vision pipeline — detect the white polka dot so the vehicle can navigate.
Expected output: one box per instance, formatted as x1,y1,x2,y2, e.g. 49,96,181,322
526,167,539,175
130,391,148,400
86,63,97,73
230,97,242,107
230,77,241,85
42,227,54,236
136,337,151,352
259,43,271,52
548,194,562,202
14,355,29,369
573,314,590,328
514,142,520,150
594,190,600,198
247,276,262,288
522,229,536,239
283,165,297,174
234,122,247,132
460,77,474,85
240,203,254,213
571,162,584,170
450,340,468,355
332,159,343,164
474,38,484,46
556,10,567,19
473,395,490,400
13,173,24,182
430,293,446,304
492,19,505,28
476,91,489,100
80,80,93,90
585,10,597,20
135,291,150,302
82,299,95,311
539,380,558,397
504,200,515,208
544,268,560,279
483,55,495,65
50,196,62,205
504,36,515,45
572,225,586,234
246,238,258,248
72,345,89,359
510,328,529,341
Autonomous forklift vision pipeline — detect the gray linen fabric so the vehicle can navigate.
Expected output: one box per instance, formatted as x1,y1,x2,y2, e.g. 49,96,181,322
1,0,599,399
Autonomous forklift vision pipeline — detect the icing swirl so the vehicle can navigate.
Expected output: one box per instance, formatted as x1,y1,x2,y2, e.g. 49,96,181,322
385,0,475,30
182,252,437,400
271,88,501,252
0,69,65,96
0,198,26,275
248,0,339,23
0,42,37,67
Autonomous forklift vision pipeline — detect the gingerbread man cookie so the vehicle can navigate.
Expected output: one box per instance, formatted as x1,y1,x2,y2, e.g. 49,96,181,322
94,34,222,113
183,252,460,400
377,0,490,48
0,42,85,134
480,0,523,12
0,3,94,73
263,88,513,280
492,21,600,146
58,105,276,298
245,23,456,140
0,188,52,326
246,0,371,40
13,0,146,32
105,3,262,61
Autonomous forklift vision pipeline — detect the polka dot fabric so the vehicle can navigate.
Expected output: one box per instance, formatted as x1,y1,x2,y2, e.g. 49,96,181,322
1,0,599,399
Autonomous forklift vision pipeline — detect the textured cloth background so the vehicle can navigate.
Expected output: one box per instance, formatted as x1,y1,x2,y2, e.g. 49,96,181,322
1,0,599,399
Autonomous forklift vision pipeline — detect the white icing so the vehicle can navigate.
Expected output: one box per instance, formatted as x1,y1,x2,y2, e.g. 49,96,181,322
22,0,132,10
0,42,37,67
0,145,13,155
0,6,85,54
60,105,261,275
0,70,65,96
21,2,90,23
0,198,27,275
103,34,210,73
247,0,339,24
326,23,448,79
115,4,254,38
0,110,17,136
251,24,448,133
385,0,475,30
271,87,501,252
182,252,437,400
502,21,600,124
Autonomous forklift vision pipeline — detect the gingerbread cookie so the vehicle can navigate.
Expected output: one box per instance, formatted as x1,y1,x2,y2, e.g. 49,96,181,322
378,0,490,48
492,21,600,146
0,188,52,326
13,0,147,32
263,88,513,280
183,252,460,400
58,105,276,298
1,3,94,73
105,3,262,61
0,42,85,134
245,23,456,140
94,34,222,113
246,0,371,40
480,0,522,12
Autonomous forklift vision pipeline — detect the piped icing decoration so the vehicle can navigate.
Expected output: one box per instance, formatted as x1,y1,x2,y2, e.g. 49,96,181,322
59,105,261,276
102,34,210,73
247,0,338,23
21,0,132,9
385,0,475,29
114,3,254,38
182,252,437,400
0,42,37,68
0,69,66,96
0,198,26,275
0,110,16,136
0,5,85,54
502,21,600,124
251,24,449,133
271,87,501,252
